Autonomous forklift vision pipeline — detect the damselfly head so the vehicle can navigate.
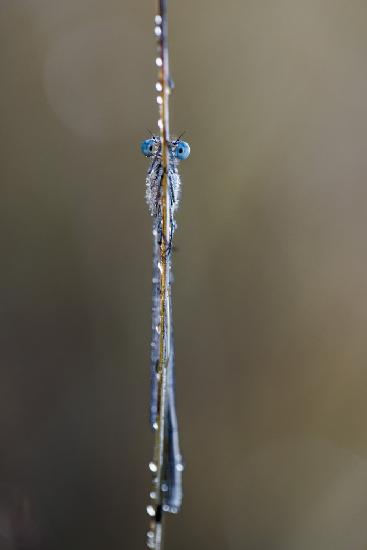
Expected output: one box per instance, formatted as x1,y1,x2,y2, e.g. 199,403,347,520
141,135,190,161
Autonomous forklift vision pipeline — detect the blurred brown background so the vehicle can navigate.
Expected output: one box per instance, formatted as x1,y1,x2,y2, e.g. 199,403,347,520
1,1,367,549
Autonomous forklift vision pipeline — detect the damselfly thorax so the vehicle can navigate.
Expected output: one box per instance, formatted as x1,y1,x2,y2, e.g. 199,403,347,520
142,137,190,252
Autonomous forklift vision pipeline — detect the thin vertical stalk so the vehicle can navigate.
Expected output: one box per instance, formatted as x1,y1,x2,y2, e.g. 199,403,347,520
148,1,172,549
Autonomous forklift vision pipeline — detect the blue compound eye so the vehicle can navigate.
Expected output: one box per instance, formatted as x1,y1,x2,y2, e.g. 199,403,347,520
174,140,190,160
141,139,156,157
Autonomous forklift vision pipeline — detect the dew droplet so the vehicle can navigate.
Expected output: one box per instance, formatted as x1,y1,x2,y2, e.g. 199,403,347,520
155,15,162,25
156,96,163,105
158,119,163,129
155,82,163,92
154,26,162,36
155,57,163,67
176,463,184,472
150,491,156,499
161,483,168,492
146,504,155,517
149,462,158,473
153,422,158,431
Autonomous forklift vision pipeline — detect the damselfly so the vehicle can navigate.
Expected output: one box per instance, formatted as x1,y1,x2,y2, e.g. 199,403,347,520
141,135,190,548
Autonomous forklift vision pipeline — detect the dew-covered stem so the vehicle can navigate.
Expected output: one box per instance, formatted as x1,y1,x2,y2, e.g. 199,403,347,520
147,2,172,549
143,1,189,548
